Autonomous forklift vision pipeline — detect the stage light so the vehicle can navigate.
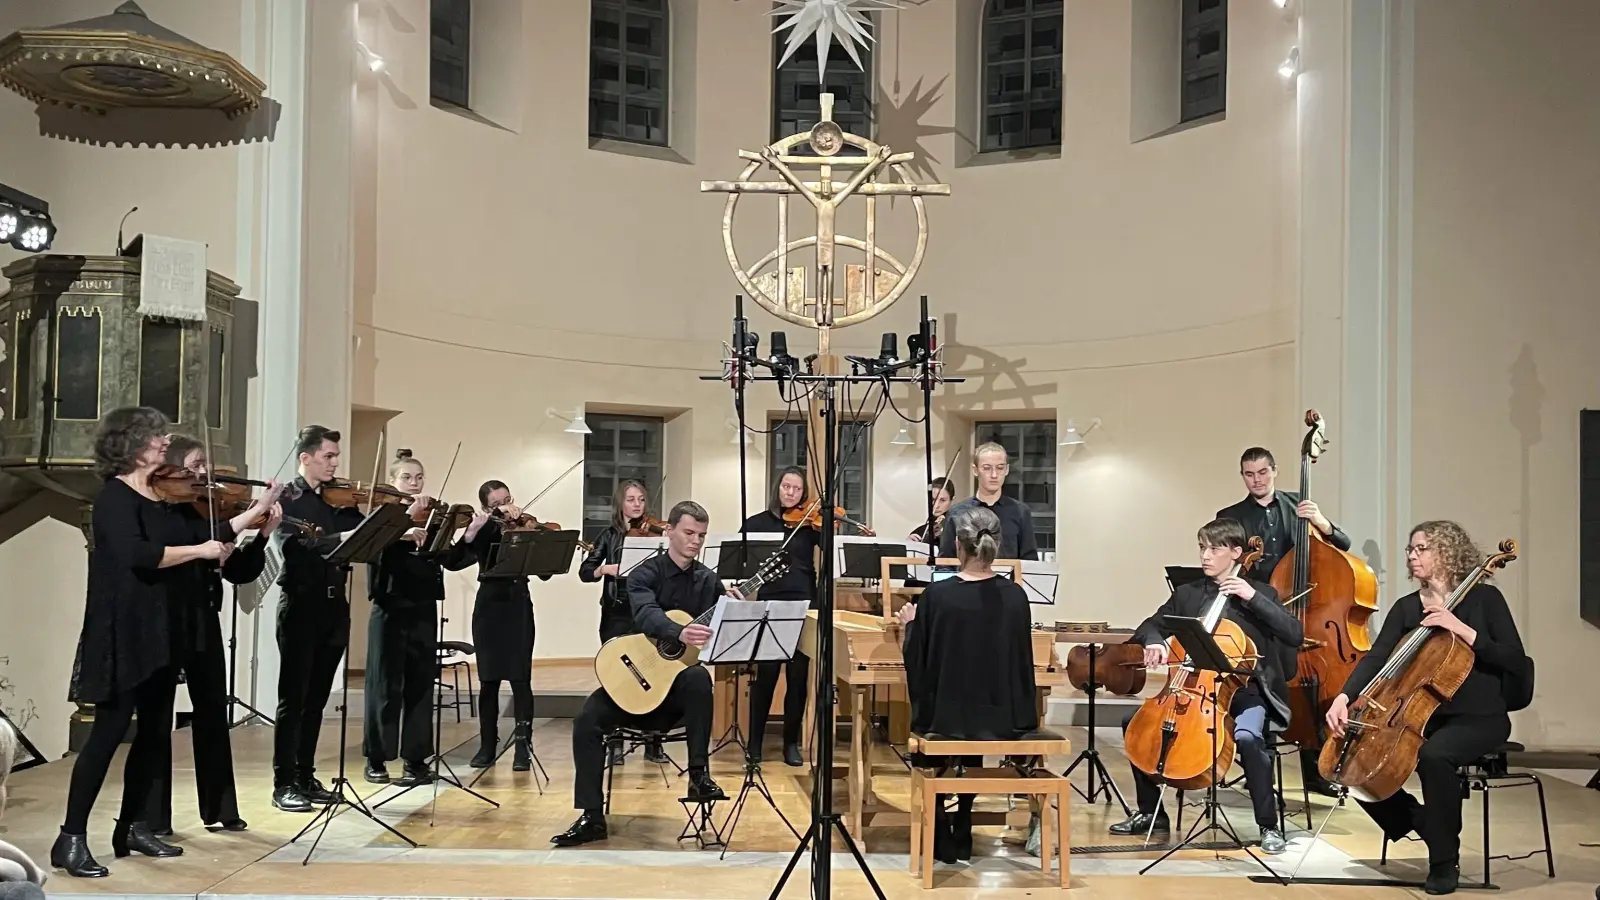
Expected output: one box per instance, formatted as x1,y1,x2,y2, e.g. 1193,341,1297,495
1058,417,1102,447
547,407,591,435
0,183,53,252
0,206,17,242
890,426,915,446
16,216,54,251
1278,46,1301,82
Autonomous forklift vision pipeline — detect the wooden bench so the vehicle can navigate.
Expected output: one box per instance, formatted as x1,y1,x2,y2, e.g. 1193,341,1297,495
907,733,1073,888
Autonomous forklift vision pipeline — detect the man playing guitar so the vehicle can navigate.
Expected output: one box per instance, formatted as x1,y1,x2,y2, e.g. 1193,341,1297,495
550,501,730,847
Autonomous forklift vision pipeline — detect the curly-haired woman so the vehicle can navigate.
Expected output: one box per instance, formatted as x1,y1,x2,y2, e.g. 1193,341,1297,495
1326,520,1528,896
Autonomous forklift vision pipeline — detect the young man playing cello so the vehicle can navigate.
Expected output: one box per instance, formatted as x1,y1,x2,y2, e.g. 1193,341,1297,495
1110,518,1302,854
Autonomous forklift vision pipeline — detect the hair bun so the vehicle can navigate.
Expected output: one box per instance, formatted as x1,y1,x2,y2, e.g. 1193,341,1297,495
396,448,413,461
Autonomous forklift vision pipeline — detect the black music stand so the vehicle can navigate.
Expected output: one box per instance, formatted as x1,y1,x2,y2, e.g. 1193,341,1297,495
708,536,782,755
1061,640,1131,814
1139,615,1283,883
464,528,579,789
707,599,808,858
1165,566,1206,591
839,542,909,581
291,503,416,863
225,577,274,729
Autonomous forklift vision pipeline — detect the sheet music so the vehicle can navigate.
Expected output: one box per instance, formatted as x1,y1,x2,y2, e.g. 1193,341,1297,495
619,535,669,578
706,598,809,665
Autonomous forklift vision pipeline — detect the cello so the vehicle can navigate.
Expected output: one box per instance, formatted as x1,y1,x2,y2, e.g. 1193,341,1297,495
1123,538,1264,791
1319,540,1518,801
1270,410,1380,751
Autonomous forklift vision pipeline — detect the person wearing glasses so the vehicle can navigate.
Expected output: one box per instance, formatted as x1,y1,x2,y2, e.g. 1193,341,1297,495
937,443,1037,562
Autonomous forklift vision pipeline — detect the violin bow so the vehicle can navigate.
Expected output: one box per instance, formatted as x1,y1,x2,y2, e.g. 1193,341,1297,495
435,441,463,499
519,458,584,513
200,367,219,545
367,426,387,517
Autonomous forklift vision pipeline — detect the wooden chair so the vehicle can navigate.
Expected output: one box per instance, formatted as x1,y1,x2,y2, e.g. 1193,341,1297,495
907,732,1073,888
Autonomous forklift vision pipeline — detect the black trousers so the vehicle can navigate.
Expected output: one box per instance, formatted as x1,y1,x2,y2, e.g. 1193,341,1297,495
598,599,632,644
62,669,177,834
1122,690,1280,830
274,591,350,787
1356,713,1510,865
363,601,437,764
148,638,240,829
571,665,713,812
748,652,809,748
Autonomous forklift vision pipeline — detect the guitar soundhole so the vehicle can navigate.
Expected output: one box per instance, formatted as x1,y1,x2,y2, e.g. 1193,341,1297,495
659,640,685,661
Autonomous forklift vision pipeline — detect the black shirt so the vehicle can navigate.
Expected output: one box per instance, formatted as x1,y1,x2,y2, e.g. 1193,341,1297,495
904,575,1039,740
1134,577,1303,727
938,494,1037,561
276,476,367,595
626,551,722,642
739,511,819,604
1340,584,1525,718
1218,490,1353,583
368,533,475,612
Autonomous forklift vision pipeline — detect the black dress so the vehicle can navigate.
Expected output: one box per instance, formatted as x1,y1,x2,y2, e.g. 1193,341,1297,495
903,575,1038,740
739,511,818,752
467,520,538,682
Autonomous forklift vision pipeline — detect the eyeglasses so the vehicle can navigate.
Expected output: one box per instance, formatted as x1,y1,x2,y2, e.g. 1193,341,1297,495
1405,544,1431,556
977,465,1009,475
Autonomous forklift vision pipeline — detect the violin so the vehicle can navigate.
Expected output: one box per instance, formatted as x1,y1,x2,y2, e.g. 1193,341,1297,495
782,503,875,536
626,515,668,538
150,467,319,536
1122,537,1264,791
492,506,595,554
319,479,437,523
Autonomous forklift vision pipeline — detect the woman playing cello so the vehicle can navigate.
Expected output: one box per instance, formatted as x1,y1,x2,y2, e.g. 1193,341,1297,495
1325,521,1526,896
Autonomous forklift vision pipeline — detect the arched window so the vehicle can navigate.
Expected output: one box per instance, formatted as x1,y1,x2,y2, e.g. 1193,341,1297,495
589,0,670,146
772,33,873,149
980,0,1063,152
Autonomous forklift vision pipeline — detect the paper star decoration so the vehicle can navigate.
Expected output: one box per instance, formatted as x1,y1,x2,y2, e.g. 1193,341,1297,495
771,0,902,82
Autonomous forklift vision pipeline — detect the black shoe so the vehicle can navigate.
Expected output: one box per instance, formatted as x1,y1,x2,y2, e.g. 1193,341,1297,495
272,785,314,812
1260,828,1287,854
783,742,804,767
470,737,497,768
644,738,670,764
686,769,726,803
150,824,174,837
551,811,608,847
744,749,763,769
1109,811,1170,836
112,819,183,858
395,760,436,787
207,818,248,832
365,759,391,784
513,719,533,772
1303,773,1342,798
952,800,974,861
299,777,336,805
1425,861,1460,895
50,831,108,878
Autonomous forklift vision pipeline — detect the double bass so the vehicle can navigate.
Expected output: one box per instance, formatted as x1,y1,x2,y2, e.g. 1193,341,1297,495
1319,540,1518,801
1270,410,1380,752
1123,538,1264,790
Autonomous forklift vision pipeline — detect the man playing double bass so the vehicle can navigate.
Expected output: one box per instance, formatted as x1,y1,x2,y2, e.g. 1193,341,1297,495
1219,446,1352,797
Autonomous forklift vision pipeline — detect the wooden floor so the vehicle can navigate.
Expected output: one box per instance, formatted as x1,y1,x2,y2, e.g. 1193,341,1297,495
2,712,1596,900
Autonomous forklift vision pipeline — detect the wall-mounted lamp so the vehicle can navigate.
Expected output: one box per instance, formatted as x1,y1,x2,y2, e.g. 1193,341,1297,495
1058,417,1102,447
356,41,385,72
727,418,752,445
547,407,591,435
890,425,915,446
1278,46,1301,83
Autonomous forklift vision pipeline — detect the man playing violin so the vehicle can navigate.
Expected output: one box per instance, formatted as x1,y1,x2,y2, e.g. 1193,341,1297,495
1110,518,1302,855
939,443,1036,561
271,426,369,813
1325,521,1526,896
551,501,729,847
144,436,284,836
1221,446,1354,796
738,466,820,768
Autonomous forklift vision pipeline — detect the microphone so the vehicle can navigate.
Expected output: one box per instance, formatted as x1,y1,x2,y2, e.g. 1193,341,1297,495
116,206,138,256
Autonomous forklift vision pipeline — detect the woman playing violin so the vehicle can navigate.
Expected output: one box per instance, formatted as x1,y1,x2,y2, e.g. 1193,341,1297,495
908,477,956,545
52,409,279,878
139,435,285,839
362,451,478,787
462,480,543,772
738,466,821,768
1325,521,1526,896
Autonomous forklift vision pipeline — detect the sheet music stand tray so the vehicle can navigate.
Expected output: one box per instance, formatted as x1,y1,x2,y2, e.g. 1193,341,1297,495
292,503,416,862
705,599,806,858
714,538,782,581
1139,615,1282,882
840,541,909,581
489,529,581,579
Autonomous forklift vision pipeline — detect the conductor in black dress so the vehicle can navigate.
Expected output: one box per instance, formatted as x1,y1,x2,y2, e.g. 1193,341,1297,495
51,409,277,877
900,504,1039,863
362,450,478,786
1326,520,1528,896
145,435,282,836
1221,446,1354,797
739,466,819,768
551,501,728,847
271,426,367,813
465,479,544,771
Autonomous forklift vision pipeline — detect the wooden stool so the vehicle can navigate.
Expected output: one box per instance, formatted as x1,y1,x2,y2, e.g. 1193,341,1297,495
907,733,1073,888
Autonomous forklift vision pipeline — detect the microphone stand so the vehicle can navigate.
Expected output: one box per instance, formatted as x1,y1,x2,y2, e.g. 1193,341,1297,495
713,297,756,758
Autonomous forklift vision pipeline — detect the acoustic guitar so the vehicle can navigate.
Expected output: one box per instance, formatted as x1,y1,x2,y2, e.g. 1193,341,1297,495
594,553,790,715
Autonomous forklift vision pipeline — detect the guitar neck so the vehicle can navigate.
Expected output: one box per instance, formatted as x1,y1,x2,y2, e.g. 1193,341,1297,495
684,564,780,627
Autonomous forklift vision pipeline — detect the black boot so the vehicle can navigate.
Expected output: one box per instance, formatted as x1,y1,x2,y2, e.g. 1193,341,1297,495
686,768,726,802
644,737,670,764
551,811,608,847
50,831,108,878
471,719,498,768
112,819,183,858
513,719,533,772
783,742,804,767
952,795,974,860
932,796,957,864
1425,860,1460,895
